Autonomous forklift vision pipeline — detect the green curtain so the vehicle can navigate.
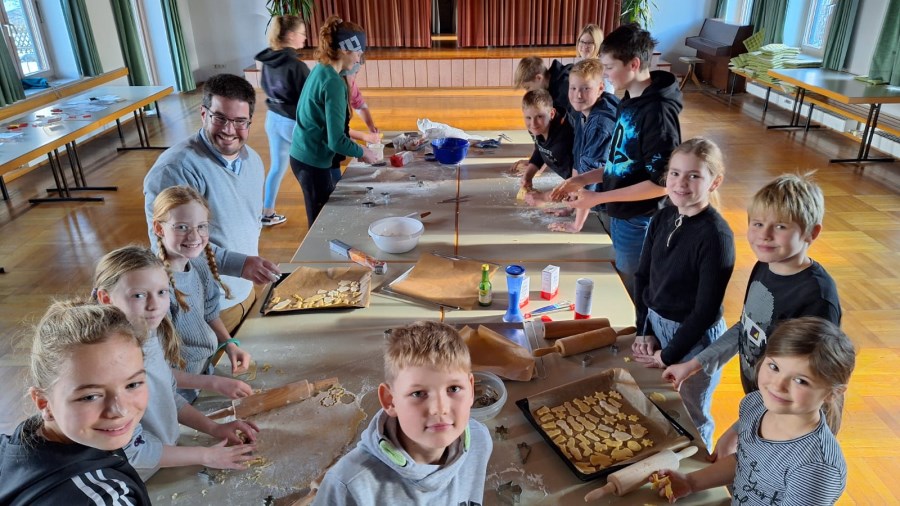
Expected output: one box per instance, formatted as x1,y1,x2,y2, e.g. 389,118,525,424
160,0,196,92
749,0,788,45
714,0,727,18
0,36,25,107
868,0,900,85
61,0,103,77
109,0,151,85
822,0,859,71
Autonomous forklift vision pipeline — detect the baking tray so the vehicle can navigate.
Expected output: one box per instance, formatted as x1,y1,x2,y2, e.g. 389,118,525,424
259,267,370,316
515,368,692,481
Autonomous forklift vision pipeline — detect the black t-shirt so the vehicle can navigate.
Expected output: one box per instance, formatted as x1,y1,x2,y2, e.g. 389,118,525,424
737,260,841,391
528,111,574,179
547,59,572,117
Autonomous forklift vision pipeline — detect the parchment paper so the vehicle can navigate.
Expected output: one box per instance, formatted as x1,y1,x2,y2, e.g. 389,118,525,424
460,325,535,381
389,253,498,309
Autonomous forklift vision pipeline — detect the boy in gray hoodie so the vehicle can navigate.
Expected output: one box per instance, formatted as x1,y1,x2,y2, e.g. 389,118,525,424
314,321,492,505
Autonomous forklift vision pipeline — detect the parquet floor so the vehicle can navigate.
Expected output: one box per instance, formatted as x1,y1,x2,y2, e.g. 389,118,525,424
1,86,898,503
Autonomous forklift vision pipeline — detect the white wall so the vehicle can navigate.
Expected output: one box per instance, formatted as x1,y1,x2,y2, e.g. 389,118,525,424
183,0,269,83
650,0,716,74
84,0,125,72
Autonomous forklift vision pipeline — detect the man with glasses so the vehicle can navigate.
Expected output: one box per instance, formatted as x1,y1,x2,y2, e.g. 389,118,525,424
143,73,280,333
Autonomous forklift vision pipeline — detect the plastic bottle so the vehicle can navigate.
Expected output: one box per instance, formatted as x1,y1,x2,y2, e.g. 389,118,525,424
478,264,492,307
503,265,526,322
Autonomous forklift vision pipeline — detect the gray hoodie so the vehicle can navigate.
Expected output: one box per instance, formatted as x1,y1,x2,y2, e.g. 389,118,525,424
314,409,492,505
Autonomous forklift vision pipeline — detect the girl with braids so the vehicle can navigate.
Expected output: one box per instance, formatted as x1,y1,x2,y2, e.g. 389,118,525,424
652,317,855,505
92,246,258,480
290,15,379,227
152,185,253,403
0,301,151,505
255,15,310,226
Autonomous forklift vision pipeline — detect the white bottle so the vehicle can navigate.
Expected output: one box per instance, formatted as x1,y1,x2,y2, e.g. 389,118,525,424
574,278,594,320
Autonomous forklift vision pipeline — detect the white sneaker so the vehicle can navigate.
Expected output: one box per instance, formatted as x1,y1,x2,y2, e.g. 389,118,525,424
261,213,286,226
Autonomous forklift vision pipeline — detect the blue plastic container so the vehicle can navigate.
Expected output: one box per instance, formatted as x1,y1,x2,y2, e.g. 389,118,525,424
430,137,470,164
502,264,526,323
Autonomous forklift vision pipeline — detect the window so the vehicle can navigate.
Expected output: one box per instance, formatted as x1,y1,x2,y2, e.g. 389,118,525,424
800,0,836,57
1,0,51,77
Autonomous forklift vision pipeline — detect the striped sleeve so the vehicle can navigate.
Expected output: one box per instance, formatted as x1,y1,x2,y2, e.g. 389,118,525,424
784,462,846,505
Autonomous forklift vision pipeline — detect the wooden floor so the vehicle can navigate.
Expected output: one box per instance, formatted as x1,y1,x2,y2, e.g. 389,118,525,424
1,86,899,503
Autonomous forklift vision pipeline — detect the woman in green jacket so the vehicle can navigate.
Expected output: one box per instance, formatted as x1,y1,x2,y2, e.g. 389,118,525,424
290,16,377,227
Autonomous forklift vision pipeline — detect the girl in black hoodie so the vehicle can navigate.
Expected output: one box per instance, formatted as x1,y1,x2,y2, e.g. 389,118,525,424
255,15,310,226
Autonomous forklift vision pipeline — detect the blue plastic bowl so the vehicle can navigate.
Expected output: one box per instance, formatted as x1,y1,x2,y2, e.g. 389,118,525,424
430,137,470,165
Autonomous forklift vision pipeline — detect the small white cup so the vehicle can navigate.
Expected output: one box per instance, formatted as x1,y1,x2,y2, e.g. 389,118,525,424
367,143,385,162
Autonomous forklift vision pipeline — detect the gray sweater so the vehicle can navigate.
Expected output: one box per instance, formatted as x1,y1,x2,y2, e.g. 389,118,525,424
143,131,264,310
170,257,221,374
314,410,492,506
123,330,187,480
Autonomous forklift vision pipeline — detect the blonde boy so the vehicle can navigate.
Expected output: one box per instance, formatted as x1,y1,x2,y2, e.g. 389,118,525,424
514,56,572,115
663,173,841,458
314,321,492,505
535,59,618,233
517,89,574,190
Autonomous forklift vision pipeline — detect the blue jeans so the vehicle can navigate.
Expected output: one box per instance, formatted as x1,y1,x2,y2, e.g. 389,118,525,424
263,111,295,210
609,214,652,300
330,166,342,183
647,308,726,450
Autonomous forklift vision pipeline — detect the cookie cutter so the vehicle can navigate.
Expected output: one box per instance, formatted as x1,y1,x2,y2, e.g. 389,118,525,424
581,354,593,367
494,425,509,440
497,481,522,504
517,441,531,464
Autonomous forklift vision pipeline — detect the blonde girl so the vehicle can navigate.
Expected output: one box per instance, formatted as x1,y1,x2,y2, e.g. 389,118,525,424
655,317,855,504
255,14,310,226
631,138,735,450
92,246,258,479
0,301,151,504
152,185,252,402
575,23,615,93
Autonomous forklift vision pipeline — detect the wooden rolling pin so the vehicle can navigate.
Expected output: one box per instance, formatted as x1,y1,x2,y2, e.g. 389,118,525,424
583,446,698,501
535,318,611,340
532,326,636,357
208,377,338,420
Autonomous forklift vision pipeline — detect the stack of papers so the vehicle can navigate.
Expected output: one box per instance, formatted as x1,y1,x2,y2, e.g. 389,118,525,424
729,42,819,90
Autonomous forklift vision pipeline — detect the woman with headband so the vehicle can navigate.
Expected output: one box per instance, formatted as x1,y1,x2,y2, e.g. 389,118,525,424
290,16,379,228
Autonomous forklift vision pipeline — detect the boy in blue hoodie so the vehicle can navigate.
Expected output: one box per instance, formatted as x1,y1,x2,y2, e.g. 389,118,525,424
527,58,618,233
553,24,682,298
314,321,492,505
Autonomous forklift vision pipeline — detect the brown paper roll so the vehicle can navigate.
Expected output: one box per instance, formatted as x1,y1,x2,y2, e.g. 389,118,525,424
542,318,611,339
556,327,618,356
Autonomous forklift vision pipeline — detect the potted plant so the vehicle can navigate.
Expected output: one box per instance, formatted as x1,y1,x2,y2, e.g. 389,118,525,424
621,0,657,28
266,0,313,22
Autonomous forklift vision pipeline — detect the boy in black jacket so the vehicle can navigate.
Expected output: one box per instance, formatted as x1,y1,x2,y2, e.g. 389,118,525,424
553,23,682,298
518,88,574,189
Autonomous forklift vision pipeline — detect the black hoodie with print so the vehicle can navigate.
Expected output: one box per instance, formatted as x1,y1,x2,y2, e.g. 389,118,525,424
602,70,683,219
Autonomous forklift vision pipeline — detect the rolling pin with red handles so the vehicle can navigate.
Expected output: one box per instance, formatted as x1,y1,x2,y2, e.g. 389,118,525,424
532,325,637,357
583,445,698,501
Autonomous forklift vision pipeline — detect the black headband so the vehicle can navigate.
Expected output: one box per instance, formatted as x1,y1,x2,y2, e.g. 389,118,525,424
334,27,366,52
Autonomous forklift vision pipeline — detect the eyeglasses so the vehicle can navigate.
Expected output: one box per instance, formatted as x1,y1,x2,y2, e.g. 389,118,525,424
203,106,251,130
161,222,210,237
578,39,596,46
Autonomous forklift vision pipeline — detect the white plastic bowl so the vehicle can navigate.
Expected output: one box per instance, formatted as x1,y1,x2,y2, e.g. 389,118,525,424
470,371,508,422
368,216,424,254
